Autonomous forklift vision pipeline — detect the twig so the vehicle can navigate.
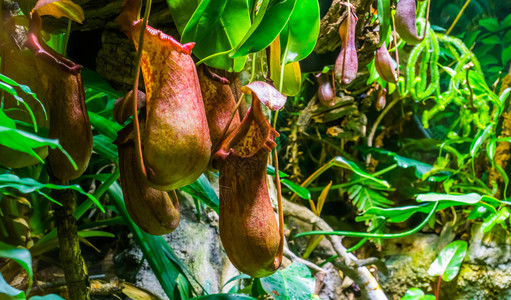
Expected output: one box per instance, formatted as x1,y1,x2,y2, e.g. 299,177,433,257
282,198,388,300
283,247,327,274
446,0,472,35
366,97,401,164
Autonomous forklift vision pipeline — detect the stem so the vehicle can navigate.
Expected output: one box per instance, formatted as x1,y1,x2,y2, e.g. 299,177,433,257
195,49,232,66
366,97,401,164
132,0,152,178
63,19,72,56
305,164,398,192
435,276,442,300
293,201,438,239
446,0,472,35
51,178,90,300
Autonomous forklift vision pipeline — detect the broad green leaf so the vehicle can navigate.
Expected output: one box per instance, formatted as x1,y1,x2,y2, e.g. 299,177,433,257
427,240,467,282
480,35,501,45
401,288,435,300
417,193,483,203
181,0,251,71
193,295,256,300
503,45,511,65
467,204,490,220
368,148,434,179
260,263,314,300
478,18,500,32
0,241,33,292
360,193,484,223
0,272,24,299
231,0,297,58
269,36,302,96
33,0,84,23
279,0,320,64
166,0,201,34
377,0,391,46
481,207,510,233
29,295,66,300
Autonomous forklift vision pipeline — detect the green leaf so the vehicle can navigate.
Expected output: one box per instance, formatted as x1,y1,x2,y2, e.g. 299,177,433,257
348,182,394,212
192,295,256,300
260,263,314,300
0,173,103,212
377,0,391,46
467,204,489,220
333,156,390,188
0,111,72,166
502,47,511,65
166,0,201,34
181,0,251,71
487,138,496,161
93,135,118,161
231,0,297,58
479,35,501,45
88,111,122,141
0,73,46,119
470,125,492,158
368,148,434,179
108,182,194,298
279,0,320,64
82,68,123,99
478,18,500,32
427,240,467,282
281,178,311,200
180,174,219,213
417,193,483,203
0,242,33,291
266,165,289,178
33,0,85,23
0,272,24,299
360,193,484,223
29,295,66,300
401,288,435,300
481,207,510,233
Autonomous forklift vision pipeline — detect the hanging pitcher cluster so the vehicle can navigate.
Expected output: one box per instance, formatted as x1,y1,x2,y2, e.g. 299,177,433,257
114,0,288,278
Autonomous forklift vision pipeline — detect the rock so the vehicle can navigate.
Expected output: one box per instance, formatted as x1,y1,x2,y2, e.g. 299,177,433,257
379,233,438,298
453,224,511,299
